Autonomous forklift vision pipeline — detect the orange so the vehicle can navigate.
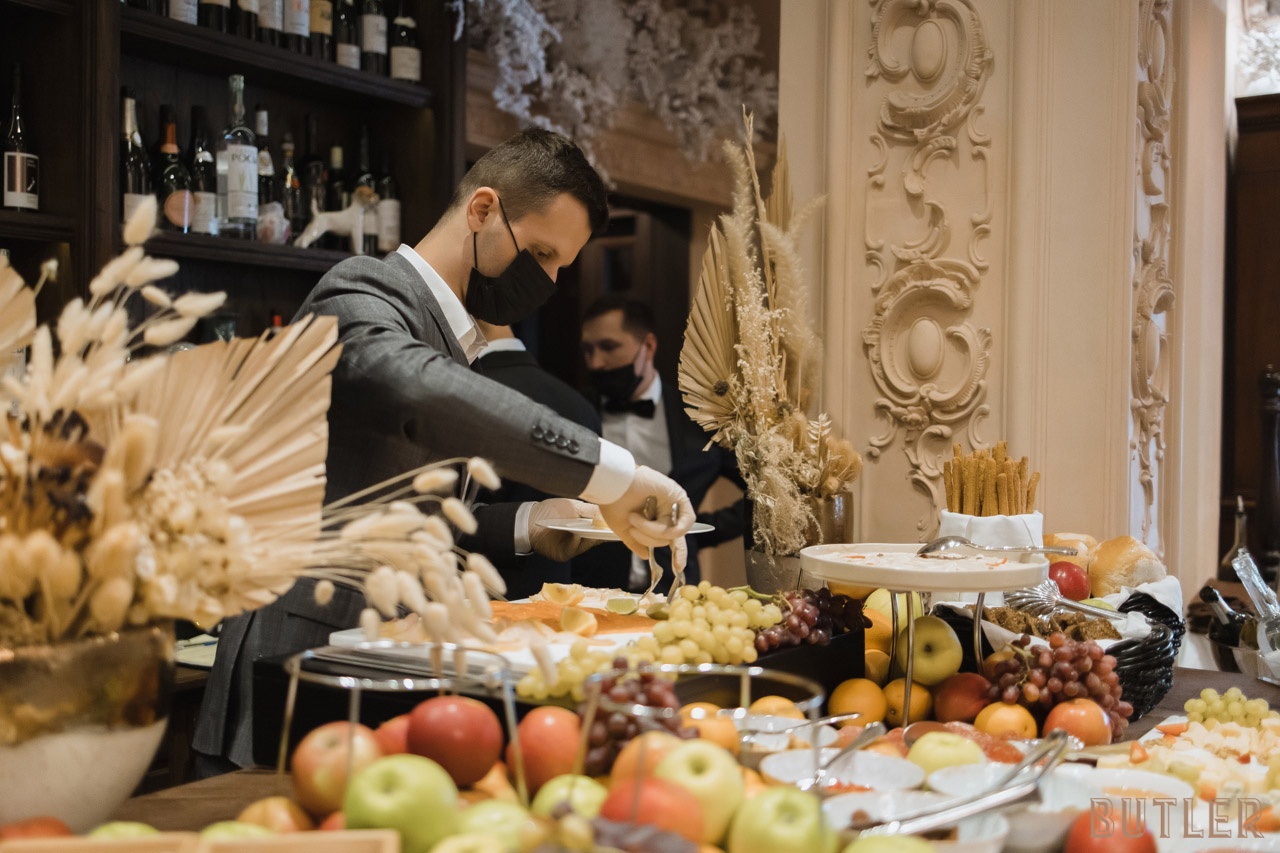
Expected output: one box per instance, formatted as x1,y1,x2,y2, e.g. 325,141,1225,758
882,678,932,727
974,701,1038,739
686,715,740,755
747,695,806,720
679,701,721,722
829,678,888,726
863,610,894,655
864,649,891,686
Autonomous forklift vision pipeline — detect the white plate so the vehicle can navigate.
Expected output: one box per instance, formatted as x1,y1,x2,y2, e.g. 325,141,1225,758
758,748,926,791
800,542,1048,593
537,518,715,541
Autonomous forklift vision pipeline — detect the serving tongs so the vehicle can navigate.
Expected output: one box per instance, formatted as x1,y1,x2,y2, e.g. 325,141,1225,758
856,730,1070,838
639,496,684,602
1004,580,1129,623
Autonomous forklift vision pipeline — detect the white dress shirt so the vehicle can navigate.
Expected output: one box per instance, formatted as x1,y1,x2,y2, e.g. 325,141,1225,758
602,375,672,588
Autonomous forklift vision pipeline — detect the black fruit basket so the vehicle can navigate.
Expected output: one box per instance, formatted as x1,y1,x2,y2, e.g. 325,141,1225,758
935,599,1180,722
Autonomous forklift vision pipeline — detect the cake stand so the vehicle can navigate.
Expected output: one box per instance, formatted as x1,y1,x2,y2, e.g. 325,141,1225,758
799,543,1049,724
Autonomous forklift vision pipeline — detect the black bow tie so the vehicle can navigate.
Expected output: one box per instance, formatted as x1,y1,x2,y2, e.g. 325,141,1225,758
603,398,656,418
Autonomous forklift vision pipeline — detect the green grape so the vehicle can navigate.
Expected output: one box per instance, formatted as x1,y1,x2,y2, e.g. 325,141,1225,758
1245,698,1269,716
1185,699,1207,715
1225,687,1244,701
1201,688,1220,703
1187,711,1204,723
1228,701,1245,719
1243,714,1261,729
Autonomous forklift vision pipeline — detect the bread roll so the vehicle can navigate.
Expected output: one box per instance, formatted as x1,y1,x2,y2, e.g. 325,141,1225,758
1089,535,1166,597
1044,532,1098,571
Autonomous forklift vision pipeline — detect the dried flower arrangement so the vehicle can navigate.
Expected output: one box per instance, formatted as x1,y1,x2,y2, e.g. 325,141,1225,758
453,0,777,170
0,199,506,652
679,112,862,558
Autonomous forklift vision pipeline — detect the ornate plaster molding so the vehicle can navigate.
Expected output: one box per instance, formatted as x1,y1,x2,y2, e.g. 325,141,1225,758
1131,0,1175,550
861,0,994,529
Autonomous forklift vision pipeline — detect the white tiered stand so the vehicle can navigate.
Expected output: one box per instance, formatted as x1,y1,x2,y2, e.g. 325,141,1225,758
799,543,1049,722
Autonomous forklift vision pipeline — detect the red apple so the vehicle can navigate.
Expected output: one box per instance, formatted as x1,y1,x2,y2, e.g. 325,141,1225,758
318,812,345,831
504,706,582,794
1044,697,1112,747
609,729,683,786
934,672,994,723
1049,561,1090,601
291,721,384,819
407,696,503,788
374,714,411,755
0,816,73,839
237,796,315,832
599,777,704,843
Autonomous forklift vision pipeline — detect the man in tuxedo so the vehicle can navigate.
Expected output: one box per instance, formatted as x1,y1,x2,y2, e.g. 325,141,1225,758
194,130,696,772
473,320,603,599
577,294,746,591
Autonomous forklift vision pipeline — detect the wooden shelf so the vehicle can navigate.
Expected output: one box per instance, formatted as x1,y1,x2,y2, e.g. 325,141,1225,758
119,7,432,109
1,0,75,15
0,209,76,243
141,232,350,274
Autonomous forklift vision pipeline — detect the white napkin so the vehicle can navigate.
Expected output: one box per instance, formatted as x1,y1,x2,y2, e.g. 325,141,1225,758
1100,575,1183,621
937,510,1044,548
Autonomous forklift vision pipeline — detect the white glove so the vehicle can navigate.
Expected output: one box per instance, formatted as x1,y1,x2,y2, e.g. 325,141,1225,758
597,465,695,571
528,498,601,562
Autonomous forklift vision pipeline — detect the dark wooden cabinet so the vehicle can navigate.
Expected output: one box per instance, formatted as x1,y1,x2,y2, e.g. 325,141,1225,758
0,0,464,333
1222,94,1280,579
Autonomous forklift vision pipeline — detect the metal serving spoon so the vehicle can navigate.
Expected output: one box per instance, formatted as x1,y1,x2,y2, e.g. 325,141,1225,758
793,722,888,794
917,535,1078,560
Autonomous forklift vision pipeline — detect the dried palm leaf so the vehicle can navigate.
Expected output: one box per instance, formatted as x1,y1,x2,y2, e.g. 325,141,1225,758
679,226,739,444
0,256,36,360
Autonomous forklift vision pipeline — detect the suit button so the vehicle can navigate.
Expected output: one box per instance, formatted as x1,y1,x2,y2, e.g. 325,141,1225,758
568,440,580,453
532,426,544,440
544,433,557,444
556,437,569,449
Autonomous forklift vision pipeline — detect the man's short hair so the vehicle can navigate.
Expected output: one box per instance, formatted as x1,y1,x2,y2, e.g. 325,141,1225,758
449,128,609,234
583,293,657,339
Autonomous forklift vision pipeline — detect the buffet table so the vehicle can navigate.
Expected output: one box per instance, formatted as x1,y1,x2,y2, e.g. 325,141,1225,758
113,667,1280,831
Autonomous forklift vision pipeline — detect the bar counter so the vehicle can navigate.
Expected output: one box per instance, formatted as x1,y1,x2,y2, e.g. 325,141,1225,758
113,667,1280,831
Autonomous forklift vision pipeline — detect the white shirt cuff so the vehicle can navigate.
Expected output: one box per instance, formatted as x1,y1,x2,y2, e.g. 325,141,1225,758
578,440,636,505
514,502,535,555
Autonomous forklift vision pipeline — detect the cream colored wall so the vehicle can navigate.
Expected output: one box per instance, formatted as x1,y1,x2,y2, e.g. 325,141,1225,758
778,0,1227,608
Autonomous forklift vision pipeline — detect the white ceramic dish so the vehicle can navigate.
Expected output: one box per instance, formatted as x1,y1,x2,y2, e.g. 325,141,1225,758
758,748,925,791
928,764,1101,853
536,518,714,540
822,790,1010,853
799,542,1048,593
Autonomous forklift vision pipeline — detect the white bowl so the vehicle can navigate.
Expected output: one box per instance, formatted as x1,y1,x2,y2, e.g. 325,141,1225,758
927,764,1102,853
759,748,926,792
822,790,1010,853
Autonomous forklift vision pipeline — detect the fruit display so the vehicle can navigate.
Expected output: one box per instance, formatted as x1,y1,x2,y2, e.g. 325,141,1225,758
579,659,695,776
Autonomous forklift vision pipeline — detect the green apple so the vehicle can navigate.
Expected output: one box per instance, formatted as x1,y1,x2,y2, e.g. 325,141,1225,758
88,822,159,839
894,615,963,686
199,821,275,839
726,785,837,853
530,773,608,819
864,589,923,627
654,739,744,844
344,754,459,853
907,730,986,777
430,833,510,853
842,835,937,853
457,799,533,852
1080,597,1116,611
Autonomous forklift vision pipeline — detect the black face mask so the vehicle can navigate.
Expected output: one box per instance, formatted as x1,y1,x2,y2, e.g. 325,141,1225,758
464,198,558,325
588,363,643,404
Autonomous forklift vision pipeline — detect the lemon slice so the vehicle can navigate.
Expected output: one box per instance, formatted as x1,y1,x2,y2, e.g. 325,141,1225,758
541,582,585,606
605,597,639,615
560,606,599,637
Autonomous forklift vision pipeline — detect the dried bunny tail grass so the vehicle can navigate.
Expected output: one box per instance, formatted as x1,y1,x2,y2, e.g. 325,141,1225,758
364,565,399,617
465,552,506,596
0,257,37,356
140,285,172,308
359,607,382,640
88,247,145,298
141,315,199,348
413,468,459,494
123,257,180,289
172,291,228,318
442,497,477,535
123,195,157,247
466,457,500,491
313,579,335,606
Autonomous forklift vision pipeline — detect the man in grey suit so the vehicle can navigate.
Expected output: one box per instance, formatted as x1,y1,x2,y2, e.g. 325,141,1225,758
193,129,694,772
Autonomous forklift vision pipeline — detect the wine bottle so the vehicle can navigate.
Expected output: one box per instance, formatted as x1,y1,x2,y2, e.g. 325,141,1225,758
198,0,230,32
355,126,377,255
254,105,287,244
258,0,283,45
389,0,419,83
299,113,328,236
120,88,152,225
375,149,399,252
283,0,310,54
4,63,39,213
323,144,347,250
310,0,334,61
278,131,303,238
359,0,387,76
186,105,218,235
215,75,257,240
333,0,360,70
154,105,193,233
232,0,259,40
169,0,198,24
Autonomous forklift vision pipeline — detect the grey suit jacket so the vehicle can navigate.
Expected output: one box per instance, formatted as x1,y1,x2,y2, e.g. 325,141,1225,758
194,250,605,766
